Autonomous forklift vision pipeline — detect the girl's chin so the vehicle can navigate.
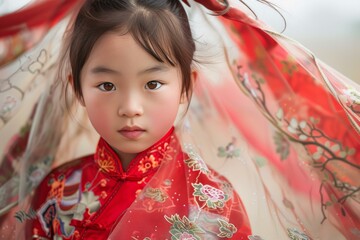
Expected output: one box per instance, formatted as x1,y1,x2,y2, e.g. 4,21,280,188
112,143,154,155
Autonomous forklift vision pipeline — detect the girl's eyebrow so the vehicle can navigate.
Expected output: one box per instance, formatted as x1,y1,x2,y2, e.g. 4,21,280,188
91,66,119,74
138,65,169,76
90,65,169,75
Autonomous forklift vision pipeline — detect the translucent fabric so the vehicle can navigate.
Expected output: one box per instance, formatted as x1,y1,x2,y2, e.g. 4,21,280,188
1,0,359,239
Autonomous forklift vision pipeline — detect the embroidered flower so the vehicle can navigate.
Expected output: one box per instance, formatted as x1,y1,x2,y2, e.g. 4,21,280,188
287,228,310,240
164,214,204,240
179,232,197,240
138,155,159,173
217,138,240,159
100,179,107,187
100,191,107,199
192,183,229,209
80,191,100,214
143,187,167,203
217,219,237,238
97,158,115,173
156,142,174,162
281,58,298,76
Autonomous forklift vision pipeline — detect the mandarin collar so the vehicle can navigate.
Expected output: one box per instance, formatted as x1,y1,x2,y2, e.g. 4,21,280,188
94,127,178,181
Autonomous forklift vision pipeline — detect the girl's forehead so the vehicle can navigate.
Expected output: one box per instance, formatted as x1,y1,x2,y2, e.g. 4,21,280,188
89,33,146,60
84,33,180,75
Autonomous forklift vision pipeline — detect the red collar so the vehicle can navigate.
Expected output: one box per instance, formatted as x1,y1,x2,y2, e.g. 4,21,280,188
94,127,178,181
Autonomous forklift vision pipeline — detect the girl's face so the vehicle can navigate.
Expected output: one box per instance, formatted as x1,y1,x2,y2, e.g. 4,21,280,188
80,33,185,161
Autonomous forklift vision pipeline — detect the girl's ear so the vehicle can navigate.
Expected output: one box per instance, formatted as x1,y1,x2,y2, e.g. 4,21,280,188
68,74,85,106
180,69,198,104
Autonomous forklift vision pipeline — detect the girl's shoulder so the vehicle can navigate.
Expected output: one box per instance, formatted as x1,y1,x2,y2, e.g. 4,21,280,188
34,154,97,196
50,154,95,176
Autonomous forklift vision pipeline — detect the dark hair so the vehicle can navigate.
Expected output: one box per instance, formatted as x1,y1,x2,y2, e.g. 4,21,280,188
69,0,195,100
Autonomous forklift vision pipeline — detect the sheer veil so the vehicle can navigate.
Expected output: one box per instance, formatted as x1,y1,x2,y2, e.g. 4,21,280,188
0,0,359,239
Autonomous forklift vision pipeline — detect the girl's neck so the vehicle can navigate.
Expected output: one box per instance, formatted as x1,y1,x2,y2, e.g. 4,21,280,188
114,150,137,172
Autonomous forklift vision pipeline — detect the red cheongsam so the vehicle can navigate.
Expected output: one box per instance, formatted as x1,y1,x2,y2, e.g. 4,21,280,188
28,127,251,239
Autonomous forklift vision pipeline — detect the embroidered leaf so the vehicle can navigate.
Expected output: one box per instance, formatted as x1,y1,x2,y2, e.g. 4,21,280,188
73,204,86,221
164,214,204,240
217,219,237,238
348,148,356,156
254,156,267,168
14,208,37,223
273,131,290,161
217,142,240,159
80,191,100,214
183,144,210,175
184,158,210,175
276,108,284,120
97,158,115,172
283,198,295,210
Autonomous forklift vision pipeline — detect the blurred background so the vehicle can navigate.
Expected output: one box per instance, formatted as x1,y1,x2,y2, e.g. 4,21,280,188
248,0,360,82
1,0,360,82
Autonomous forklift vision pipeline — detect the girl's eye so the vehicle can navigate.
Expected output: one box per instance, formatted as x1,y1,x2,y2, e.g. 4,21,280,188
145,81,162,90
98,82,116,91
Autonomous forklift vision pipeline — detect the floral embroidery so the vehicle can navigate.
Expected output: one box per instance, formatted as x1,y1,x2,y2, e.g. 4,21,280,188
143,187,167,203
37,199,58,235
254,156,267,168
73,191,100,220
156,141,175,162
28,156,52,187
48,176,65,200
217,138,240,159
281,58,298,76
138,155,159,173
97,158,115,173
96,147,116,172
217,219,237,238
287,228,309,240
14,208,37,223
100,191,107,199
164,214,204,240
183,144,210,174
179,232,197,240
100,179,107,187
192,183,229,209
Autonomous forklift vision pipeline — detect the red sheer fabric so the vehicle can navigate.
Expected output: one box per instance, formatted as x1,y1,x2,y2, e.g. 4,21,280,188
0,0,82,66
0,1,359,239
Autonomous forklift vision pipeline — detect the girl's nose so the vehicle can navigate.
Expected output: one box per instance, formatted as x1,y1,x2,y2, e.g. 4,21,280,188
118,93,144,118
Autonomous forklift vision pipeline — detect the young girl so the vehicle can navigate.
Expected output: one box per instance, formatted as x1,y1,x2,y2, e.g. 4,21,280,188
26,0,251,239
0,0,359,239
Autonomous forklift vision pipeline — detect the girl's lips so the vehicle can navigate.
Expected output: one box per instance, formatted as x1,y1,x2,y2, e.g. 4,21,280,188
118,127,145,139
